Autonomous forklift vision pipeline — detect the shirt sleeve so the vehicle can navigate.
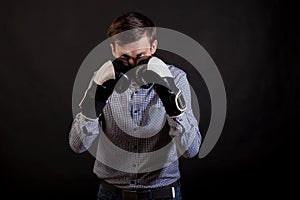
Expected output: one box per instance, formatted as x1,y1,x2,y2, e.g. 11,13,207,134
69,112,100,153
166,69,202,158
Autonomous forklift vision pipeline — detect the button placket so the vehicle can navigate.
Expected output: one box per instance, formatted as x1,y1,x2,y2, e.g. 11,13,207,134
132,90,141,124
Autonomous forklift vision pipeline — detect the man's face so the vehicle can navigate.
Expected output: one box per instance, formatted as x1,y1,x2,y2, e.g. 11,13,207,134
110,35,157,66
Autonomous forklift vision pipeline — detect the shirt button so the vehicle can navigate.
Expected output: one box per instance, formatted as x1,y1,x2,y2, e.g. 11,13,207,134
134,110,138,113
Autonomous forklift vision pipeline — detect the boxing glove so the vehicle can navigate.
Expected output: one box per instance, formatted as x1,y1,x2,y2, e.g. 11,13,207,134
135,57,187,118
79,59,131,119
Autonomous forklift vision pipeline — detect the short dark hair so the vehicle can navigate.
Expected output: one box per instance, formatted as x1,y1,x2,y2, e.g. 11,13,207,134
107,11,156,46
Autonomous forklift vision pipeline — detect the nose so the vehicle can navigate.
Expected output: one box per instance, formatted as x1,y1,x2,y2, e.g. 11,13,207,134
128,57,136,66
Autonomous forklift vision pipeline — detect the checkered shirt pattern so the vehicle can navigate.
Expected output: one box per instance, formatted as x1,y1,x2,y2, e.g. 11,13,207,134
69,65,201,189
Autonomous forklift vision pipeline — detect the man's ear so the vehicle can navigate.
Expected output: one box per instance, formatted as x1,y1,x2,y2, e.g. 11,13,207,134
110,43,117,58
150,40,158,54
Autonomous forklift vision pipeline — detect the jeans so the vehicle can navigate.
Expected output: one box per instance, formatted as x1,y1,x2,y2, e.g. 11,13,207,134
97,184,183,200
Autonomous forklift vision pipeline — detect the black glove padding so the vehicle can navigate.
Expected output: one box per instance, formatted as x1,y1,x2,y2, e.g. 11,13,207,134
112,59,132,93
154,79,186,118
79,59,131,119
80,81,114,119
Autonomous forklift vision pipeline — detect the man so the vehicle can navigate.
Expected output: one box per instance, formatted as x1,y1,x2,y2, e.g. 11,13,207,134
69,11,201,200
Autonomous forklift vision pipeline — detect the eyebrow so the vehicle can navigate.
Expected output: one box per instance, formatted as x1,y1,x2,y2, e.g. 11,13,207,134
120,54,130,58
120,52,146,58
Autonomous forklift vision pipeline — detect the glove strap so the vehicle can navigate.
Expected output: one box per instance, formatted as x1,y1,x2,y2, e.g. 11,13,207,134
175,90,187,112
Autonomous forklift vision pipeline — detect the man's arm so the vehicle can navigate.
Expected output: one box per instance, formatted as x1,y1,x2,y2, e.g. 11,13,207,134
69,59,131,153
166,69,202,158
135,57,202,158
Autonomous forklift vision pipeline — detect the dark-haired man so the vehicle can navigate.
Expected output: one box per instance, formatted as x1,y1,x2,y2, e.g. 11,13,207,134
69,11,201,200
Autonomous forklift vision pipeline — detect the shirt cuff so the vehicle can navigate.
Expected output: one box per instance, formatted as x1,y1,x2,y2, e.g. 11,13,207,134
77,112,99,122
166,112,190,135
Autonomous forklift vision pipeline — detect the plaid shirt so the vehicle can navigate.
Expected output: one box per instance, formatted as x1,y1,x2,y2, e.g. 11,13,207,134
69,65,201,189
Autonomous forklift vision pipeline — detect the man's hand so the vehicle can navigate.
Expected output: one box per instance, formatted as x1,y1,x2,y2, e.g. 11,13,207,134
79,59,131,119
135,57,187,118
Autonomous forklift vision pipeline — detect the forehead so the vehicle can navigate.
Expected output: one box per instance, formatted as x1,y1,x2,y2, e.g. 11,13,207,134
114,36,151,56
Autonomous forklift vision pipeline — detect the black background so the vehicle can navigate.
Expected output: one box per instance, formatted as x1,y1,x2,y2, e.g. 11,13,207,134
1,0,298,199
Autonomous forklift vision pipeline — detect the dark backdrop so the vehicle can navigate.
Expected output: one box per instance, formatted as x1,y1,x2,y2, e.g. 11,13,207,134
1,0,298,199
